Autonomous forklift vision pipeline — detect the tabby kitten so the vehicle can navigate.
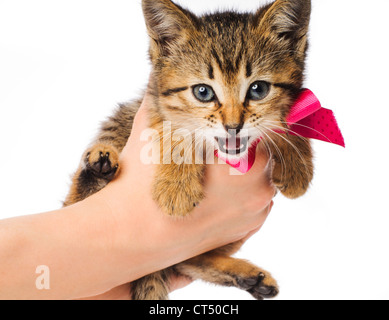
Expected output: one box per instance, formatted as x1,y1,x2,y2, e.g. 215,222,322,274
64,0,313,300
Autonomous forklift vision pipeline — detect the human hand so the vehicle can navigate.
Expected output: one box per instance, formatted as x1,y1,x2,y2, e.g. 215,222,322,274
0,89,274,301
91,93,276,292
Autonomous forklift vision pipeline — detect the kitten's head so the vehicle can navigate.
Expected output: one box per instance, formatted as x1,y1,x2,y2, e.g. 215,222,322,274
142,0,311,159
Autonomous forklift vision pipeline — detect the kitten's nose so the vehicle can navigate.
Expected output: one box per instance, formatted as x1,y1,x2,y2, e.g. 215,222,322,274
224,123,243,136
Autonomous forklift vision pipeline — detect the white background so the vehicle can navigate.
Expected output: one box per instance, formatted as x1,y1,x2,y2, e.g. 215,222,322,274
0,0,388,300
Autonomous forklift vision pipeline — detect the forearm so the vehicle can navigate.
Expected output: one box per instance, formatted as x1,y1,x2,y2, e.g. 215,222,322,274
0,182,209,300
0,197,122,300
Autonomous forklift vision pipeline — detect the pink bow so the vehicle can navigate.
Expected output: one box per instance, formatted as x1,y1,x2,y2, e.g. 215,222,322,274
216,89,345,173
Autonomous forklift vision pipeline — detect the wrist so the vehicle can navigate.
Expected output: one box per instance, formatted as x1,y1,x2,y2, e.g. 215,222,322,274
55,198,124,298
93,176,206,283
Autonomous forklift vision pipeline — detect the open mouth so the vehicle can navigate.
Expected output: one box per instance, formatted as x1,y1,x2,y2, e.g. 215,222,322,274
215,136,250,155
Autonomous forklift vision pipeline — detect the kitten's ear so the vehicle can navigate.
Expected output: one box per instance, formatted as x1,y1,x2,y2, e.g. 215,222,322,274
142,0,197,56
254,0,311,59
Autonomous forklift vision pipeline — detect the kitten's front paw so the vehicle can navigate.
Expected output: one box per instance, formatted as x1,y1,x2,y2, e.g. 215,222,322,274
84,143,119,180
274,180,309,199
153,178,204,217
272,161,313,199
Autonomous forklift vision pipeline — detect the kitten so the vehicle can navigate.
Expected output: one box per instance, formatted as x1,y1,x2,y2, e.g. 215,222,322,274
64,0,313,300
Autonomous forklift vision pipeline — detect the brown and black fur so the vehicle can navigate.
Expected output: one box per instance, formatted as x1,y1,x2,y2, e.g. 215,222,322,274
64,0,313,300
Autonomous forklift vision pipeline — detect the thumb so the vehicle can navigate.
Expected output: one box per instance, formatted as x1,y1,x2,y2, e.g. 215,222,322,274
118,93,158,179
127,94,153,144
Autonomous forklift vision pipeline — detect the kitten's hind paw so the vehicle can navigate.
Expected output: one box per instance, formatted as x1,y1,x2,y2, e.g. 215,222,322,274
84,143,119,181
235,271,279,300
244,272,279,300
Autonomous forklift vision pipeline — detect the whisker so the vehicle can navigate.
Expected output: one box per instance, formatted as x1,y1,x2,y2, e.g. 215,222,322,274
266,128,312,179
258,121,312,178
261,121,308,142
265,119,333,143
256,125,287,182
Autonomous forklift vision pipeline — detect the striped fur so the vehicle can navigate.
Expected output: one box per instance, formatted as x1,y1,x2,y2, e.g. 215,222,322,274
65,0,314,299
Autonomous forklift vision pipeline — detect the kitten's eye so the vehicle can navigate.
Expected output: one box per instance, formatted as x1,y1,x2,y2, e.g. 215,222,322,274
193,85,215,103
247,81,270,101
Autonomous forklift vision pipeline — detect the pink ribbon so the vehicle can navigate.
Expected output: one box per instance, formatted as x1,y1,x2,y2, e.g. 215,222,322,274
216,89,345,173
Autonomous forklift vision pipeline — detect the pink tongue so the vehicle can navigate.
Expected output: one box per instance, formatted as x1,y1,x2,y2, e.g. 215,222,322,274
215,140,260,174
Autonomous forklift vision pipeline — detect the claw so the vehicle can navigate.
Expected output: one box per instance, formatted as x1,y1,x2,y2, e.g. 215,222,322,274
85,147,119,180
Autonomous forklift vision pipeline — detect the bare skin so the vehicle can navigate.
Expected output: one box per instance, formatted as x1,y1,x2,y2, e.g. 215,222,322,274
0,95,275,300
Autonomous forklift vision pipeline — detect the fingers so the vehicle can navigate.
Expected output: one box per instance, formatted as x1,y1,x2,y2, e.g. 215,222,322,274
119,93,154,167
168,274,193,292
127,94,152,141
241,201,274,244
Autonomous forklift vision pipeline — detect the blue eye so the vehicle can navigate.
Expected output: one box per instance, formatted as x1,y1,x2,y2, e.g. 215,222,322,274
193,85,215,102
248,81,270,101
